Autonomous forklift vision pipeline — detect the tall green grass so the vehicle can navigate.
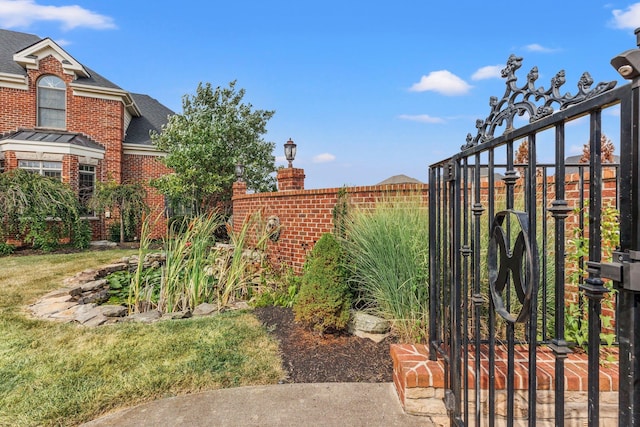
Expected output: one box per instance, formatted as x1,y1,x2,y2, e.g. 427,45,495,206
342,194,429,343
159,213,223,313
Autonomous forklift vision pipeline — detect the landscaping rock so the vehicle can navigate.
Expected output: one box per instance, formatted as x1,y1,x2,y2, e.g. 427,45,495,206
162,310,192,320
80,279,108,292
52,303,97,323
29,301,76,317
77,289,110,305
83,313,109,327
348,311,391,334
99,305,128,318
193,303,219,317
127,310,162,323
228,301,250,311
96,263,128,275
74,305,101,324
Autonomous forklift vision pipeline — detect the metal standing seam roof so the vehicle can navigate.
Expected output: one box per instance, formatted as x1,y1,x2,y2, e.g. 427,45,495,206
0,130,105,151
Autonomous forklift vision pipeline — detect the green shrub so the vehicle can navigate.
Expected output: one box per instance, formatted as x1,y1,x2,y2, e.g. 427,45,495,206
293,233,351,333
0,242,15,256
73,219,92,249
253,270,300,308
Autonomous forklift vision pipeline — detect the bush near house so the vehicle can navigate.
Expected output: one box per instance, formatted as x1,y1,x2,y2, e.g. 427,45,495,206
0,169,88,251
293,233,351,333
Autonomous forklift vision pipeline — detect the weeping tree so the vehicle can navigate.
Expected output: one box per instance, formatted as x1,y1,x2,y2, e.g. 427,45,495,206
0,169,85,250
89,181,148,243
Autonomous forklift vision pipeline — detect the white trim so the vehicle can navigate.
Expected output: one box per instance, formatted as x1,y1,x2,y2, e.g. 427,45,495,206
123,143,166,157
0,139,105,159
13,39,89,78
0,72,28,90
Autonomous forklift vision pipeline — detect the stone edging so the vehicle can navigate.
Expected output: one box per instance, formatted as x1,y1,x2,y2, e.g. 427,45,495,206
27,254,247,327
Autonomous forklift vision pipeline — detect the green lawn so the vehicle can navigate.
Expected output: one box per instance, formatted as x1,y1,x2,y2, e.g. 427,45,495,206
0,250,284,427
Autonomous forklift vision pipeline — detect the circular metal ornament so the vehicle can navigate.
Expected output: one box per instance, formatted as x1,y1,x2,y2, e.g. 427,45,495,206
487,210,538,324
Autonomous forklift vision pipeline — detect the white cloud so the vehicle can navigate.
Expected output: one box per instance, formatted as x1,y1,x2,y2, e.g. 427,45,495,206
409,70,472,96
313,153,336,163
524,43,559,53
398,114,445,124
471,65,502,81
55,38,71,46
0,0,116,30
612,3,640,29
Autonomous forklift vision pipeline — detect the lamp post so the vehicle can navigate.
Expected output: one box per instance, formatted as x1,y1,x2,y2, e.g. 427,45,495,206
235,163,245,182
284,138,297,168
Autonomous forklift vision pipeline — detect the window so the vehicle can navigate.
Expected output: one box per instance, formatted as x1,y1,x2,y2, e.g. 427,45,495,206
0,158,4,173
37,75,66,129
79,165,95,215
18,160,62,180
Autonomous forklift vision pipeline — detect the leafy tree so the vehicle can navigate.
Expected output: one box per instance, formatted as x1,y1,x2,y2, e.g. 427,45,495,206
579,134,616,163
0,169,81,250
89,181,148,243
151,81,277,214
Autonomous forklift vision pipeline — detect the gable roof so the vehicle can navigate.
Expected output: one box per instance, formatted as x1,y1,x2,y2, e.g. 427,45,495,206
0,29,121,90
125,94,174,145
0,29,174,146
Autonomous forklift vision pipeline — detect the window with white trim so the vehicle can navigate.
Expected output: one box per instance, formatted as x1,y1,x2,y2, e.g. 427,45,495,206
18,160,62,180
37,75,66,129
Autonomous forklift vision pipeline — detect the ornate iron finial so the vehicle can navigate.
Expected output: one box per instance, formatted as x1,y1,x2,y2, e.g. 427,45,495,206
461,55,617,150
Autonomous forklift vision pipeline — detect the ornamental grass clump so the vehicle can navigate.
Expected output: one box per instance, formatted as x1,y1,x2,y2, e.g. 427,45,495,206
342,194,429,343
293,233,351,334
158,213,223,313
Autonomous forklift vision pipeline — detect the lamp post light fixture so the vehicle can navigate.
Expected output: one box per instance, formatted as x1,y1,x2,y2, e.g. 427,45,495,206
235,163,245,182
284,138,297,168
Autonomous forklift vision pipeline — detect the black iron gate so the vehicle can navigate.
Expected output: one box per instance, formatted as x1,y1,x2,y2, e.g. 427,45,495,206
429,35,640,426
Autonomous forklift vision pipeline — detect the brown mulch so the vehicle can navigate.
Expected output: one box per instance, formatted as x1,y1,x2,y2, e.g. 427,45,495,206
253,306,398,383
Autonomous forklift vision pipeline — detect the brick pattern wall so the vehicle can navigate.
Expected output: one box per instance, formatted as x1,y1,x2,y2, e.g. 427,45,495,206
123,154,172,238
232,182,429,273
391,344,619,424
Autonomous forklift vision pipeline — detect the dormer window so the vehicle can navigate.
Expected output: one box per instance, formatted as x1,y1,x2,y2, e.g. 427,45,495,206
37,75,66,129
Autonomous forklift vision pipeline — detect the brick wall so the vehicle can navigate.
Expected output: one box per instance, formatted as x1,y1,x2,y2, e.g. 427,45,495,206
123,153,172,238
232,180,428,273
232,168,617,276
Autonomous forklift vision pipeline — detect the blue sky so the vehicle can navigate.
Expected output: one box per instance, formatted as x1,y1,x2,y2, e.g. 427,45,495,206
1,1,640,188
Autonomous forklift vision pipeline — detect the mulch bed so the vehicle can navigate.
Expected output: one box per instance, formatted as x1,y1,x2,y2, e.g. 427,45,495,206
254,306,398,383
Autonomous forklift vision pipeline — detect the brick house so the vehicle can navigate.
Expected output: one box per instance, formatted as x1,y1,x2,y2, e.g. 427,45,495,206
0,29,173,240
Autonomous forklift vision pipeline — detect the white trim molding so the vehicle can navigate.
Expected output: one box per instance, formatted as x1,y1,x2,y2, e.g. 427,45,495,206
123,143,166,157
0,139,105,160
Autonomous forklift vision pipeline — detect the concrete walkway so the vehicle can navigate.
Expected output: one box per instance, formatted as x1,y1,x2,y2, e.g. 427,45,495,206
81,383,434,427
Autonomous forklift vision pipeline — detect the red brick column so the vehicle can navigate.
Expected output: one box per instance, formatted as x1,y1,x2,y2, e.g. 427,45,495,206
277,167,305,191
233,181,247,197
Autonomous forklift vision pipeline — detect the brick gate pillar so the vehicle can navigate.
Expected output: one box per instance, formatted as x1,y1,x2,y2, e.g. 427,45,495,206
277,167,305,191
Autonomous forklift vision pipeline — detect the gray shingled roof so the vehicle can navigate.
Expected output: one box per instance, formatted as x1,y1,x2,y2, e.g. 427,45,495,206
0,29,40,76
0,129,105,151
0,29,122,90
376,174,424,185
125,94,174,145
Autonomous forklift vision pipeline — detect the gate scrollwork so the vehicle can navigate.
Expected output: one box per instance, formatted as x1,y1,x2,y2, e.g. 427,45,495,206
487,210,538,324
